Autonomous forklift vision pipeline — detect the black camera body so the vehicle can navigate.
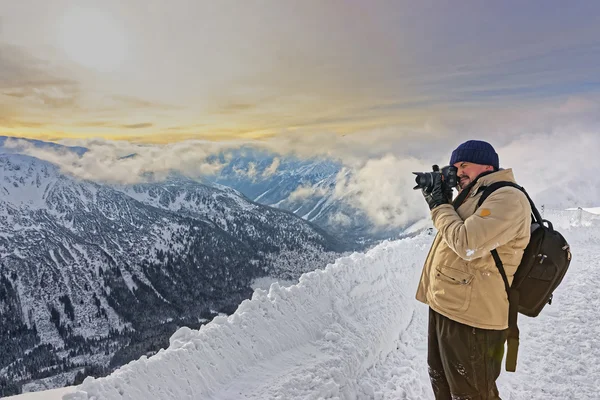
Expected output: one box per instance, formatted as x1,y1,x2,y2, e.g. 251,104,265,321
413,165,458,192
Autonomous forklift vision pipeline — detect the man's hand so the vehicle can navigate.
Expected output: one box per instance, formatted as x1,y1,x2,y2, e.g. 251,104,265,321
443,181,454,204
422,173,450,210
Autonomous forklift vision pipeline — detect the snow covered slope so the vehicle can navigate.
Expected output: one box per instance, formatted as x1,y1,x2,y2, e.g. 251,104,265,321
16,207,593,400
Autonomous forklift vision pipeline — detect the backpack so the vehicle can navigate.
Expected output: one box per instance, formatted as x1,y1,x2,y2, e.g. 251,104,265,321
476,181,572,372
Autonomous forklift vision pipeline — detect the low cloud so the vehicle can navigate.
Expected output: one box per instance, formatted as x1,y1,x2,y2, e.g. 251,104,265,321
331,155,432,227
262,157,280,177
233,161,258,180
288,185,329,202
327,212,352,227
3,138,232,185
5,105,600,228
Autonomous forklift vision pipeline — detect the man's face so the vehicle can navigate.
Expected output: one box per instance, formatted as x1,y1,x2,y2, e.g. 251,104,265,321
453,161,494,190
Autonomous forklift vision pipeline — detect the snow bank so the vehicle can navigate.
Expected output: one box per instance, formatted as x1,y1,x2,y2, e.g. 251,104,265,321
63,235,432,400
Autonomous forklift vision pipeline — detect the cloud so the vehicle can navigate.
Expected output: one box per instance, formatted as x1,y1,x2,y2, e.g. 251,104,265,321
496,129,600,208
3,137,233,185
216,103,256,114
3,86,78,108
121,123,154,129
262,157,280,177
288,185,329,202
74,121,113,128
0,42,80,109
327,212,352,227
331,155,432,227
109,95,180,110
0,43,182,132
233,162,258,180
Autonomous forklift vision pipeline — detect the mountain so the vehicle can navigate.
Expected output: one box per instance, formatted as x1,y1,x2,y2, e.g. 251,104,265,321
0,152,350,396
205,147,405,243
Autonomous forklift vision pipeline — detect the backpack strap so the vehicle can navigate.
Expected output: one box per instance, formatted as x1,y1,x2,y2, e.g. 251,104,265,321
452,170,496,211
491,249,521,372
477,181,535,372
477,181,544,226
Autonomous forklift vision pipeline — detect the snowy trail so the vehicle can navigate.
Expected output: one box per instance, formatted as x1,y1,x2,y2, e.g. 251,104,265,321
197,240,428,400
213,309,422,400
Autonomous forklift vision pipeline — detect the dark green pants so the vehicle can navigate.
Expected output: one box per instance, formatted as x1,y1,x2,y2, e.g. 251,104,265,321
427,308,508,400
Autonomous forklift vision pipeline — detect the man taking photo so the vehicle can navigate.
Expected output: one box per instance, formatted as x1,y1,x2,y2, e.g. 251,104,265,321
416,140,532,399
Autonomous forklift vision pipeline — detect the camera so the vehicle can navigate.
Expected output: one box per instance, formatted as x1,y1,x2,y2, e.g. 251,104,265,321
413,165,458,192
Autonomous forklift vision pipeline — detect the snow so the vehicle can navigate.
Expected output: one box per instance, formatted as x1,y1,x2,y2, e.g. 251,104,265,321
301,196,328,220
253,188,271,202
402,217,432,235
6,207,600,400
565,207,600,215
7,387,77,400
0,154,59,210
250,276,298,291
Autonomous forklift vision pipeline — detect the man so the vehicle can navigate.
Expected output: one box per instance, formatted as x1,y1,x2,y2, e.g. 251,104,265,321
415,140,532,399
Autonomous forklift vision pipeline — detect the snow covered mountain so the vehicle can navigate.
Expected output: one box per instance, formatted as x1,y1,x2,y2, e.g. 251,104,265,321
0,152,350,395
15,206,598,400
206,147,406,243
0,136,87,156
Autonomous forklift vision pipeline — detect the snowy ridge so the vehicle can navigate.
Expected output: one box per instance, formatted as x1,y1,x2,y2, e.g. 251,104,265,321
63,236,431,400
0,154,60,210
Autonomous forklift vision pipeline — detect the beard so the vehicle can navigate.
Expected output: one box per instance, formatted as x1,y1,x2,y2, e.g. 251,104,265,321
458,175,470,190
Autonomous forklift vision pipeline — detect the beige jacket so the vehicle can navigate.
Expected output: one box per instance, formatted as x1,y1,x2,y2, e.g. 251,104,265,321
416,168,532,330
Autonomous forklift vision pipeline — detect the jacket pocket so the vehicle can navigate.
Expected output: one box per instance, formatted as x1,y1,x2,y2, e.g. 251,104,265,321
432,265,474,312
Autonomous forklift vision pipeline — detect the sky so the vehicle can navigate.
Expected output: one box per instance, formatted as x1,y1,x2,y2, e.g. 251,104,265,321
1,0,600,144
8,207,600,400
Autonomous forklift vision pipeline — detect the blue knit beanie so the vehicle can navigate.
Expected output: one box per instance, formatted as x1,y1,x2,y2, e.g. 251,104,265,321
449,140,499,169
